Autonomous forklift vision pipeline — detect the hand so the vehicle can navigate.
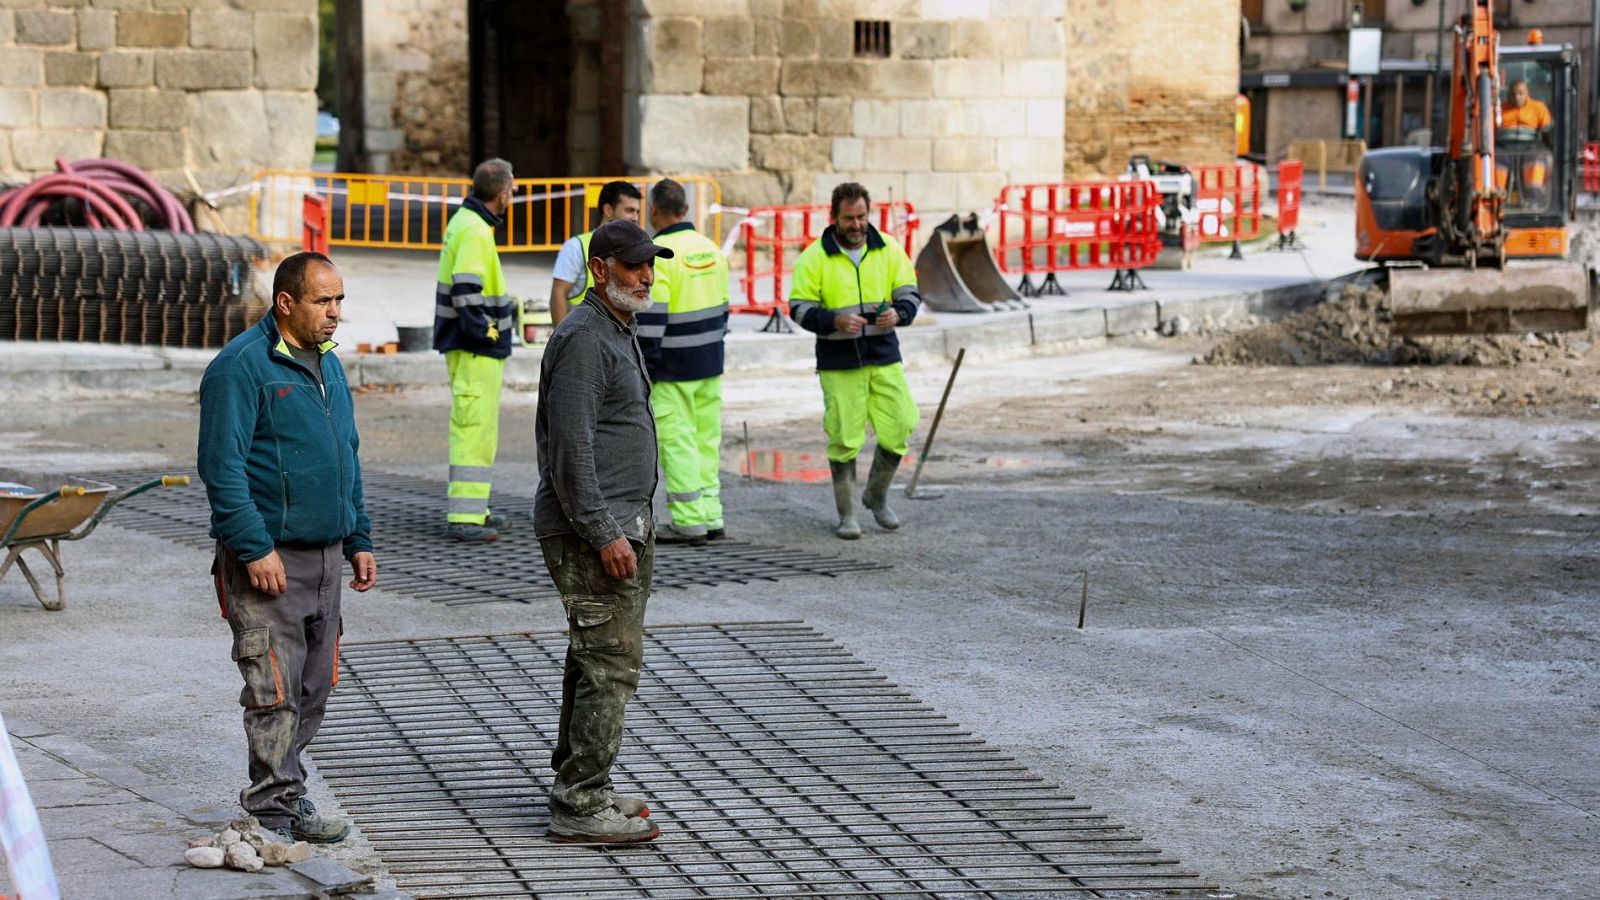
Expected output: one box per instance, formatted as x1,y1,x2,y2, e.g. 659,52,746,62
245,551,287,596
834,312,868,335
349,551,377,592
599,537,637,579
874,308,899,329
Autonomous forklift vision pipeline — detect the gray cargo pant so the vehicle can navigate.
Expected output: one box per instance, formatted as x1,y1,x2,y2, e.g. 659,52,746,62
537,532,653,817
215,541,342,829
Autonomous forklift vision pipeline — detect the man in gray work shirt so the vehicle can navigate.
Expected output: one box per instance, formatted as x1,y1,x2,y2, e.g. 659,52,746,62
533,219,672,844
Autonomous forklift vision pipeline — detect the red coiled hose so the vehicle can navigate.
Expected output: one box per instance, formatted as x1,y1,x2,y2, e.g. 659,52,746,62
0,157,196,232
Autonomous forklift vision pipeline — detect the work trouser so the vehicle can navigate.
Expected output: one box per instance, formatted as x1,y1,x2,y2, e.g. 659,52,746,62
818,362,919,463
537,531,654,817
446,349,506,524
652,376,723,534
215,541,342,829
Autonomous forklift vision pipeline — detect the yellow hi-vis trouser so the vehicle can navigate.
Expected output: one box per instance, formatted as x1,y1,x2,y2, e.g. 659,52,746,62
446,349,505,524
653,376,723,533
819,363,919,463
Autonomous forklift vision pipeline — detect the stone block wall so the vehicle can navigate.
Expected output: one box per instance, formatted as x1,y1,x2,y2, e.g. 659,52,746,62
1064,0,1240,177
363,0,468,174
0,0,318,197
626,0,1071,219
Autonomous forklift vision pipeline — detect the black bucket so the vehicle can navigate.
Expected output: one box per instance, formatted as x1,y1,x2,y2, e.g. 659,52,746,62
396,324,431,353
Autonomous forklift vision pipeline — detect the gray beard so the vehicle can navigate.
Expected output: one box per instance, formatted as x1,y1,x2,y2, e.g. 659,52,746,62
605,279,653,313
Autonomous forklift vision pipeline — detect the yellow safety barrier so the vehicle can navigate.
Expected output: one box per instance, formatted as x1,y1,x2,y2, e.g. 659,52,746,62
248,171,723,253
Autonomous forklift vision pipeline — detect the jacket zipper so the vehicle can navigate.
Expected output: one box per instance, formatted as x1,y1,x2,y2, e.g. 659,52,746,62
277,345,347,539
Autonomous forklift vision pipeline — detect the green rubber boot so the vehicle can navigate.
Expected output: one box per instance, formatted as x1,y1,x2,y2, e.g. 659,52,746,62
830,459,862,540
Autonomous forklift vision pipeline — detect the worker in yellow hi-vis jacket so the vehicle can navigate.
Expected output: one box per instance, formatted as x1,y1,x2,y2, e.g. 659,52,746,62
787,182,921,540
636,179,730,545
433,158,517,542
549,181,643,325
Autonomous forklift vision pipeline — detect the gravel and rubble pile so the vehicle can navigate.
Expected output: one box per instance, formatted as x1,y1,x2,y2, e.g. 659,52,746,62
1198,282,1593,367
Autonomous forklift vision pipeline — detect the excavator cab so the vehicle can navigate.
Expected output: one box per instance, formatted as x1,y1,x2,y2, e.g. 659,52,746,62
1496,46,1579,256
1356,12,1589,336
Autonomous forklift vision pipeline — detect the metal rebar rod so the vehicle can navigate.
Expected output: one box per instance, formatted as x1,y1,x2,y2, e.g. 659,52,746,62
906,346,964,499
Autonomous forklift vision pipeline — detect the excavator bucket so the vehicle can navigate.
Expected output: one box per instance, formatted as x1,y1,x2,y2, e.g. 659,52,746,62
1387,263,1591,336
915,213,1026,313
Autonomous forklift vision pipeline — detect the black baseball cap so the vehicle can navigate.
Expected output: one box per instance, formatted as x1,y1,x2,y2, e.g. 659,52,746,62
588,220,674,264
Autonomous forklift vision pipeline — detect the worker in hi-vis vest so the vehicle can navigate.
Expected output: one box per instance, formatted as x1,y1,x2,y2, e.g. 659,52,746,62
787,182,921,540
433,158,517,542
549,181,643,325
636,178,730,545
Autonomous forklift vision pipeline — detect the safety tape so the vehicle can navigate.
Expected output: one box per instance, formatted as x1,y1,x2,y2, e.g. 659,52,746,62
220,177,590,208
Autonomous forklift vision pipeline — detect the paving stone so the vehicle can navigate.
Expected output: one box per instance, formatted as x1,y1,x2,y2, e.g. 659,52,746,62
11,744,84,781
289,855,373,892
29,776,141,808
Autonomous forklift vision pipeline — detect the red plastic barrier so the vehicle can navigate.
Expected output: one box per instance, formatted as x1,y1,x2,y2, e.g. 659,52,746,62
735,201,918,326
993,180,1163,294
1584,142,1599,195
1277,159,1302,236
302,193,330,255
1192,163,1264,246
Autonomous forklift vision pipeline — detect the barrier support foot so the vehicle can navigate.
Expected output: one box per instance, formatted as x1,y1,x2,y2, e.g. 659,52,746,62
1107,268,1148,292
1228,240,1245,260
1040,273,1065,296
760,311,793,334
1017,274,1039,298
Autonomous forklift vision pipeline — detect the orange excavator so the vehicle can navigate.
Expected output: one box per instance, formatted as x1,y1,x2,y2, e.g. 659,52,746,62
1355,0,1589,335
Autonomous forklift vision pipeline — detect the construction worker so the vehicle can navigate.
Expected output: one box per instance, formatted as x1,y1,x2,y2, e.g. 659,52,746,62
198,251,377,845
637,179,730,545
549,181,643,325
433,158,517,542
534,219,672,844
787,182,921,540
1501,79,1552,131
1498,80,1553,205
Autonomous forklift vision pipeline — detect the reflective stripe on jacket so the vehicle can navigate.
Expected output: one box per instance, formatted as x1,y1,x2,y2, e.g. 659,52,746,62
636,221,729,382
787,224,921,371
433,196,514,359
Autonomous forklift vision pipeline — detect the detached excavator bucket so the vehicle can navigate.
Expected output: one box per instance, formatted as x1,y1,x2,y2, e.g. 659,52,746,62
915,213,1026,314
1388,263,1591,336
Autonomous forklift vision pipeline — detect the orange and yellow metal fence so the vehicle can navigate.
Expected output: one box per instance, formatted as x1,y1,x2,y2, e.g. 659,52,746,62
249,171,722,253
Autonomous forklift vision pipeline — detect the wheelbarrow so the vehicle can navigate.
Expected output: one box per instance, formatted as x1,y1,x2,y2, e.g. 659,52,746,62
0,473,190,611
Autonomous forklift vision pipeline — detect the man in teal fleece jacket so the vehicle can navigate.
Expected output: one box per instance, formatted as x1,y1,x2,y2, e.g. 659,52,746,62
197,251,377,845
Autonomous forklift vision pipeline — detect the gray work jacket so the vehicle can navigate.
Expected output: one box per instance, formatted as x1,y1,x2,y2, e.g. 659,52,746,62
533,290,658,550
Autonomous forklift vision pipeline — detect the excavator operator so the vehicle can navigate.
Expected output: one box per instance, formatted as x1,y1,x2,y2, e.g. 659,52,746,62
1496,79,1553,207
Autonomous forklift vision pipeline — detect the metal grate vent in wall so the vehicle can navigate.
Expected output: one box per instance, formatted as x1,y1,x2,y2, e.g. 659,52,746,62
854,20,891,58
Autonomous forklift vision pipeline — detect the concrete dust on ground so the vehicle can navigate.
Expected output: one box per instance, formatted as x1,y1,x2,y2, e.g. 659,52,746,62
2,326,1598,899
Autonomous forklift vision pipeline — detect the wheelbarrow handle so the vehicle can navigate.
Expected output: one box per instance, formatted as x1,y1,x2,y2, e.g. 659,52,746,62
59,485,86,497
64,475,192,543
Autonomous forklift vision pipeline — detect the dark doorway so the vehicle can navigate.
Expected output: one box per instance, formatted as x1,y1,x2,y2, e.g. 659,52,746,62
469,0,573,175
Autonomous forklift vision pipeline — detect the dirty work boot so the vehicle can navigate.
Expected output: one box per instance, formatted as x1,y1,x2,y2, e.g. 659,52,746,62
606,790,650,818
654,522,707,546
446,522,498,542
548,806,660,844
485,512,512,531
861,447,904,530
706,527,727,542
291,798,351,844
830,459,862,540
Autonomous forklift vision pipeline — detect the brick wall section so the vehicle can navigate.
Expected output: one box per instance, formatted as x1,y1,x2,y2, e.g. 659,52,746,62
0,0,318,202
1065,0,1239,177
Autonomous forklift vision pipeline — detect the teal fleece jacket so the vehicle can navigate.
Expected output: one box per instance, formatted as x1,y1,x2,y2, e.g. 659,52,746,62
197,314,373,563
